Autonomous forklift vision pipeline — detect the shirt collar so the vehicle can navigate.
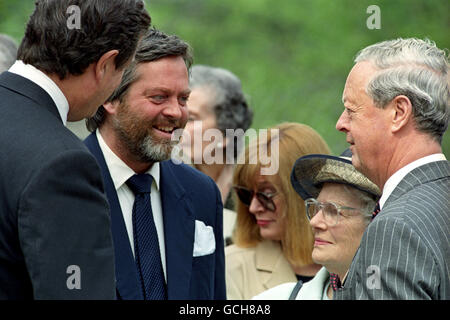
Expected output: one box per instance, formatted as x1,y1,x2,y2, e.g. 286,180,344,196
379,153,446,209
96,130,160,191
9,60,69,125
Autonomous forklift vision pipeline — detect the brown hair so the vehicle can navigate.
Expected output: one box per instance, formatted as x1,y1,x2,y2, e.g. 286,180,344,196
17,0,151,79
232,122,331,268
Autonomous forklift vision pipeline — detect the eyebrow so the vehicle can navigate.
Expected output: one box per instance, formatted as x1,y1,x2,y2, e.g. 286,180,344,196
145,87,191,96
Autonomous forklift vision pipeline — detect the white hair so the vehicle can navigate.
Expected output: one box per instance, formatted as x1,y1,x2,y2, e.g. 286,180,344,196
340,185,376,225
355,38,449,143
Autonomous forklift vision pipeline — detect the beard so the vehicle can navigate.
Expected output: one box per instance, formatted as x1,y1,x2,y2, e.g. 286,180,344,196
112,103,181,163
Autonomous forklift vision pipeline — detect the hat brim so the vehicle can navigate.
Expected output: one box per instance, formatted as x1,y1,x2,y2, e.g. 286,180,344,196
290,154,381,200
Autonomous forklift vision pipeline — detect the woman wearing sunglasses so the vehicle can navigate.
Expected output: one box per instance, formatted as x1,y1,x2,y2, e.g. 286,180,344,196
253,151,380,300
225,122,331,300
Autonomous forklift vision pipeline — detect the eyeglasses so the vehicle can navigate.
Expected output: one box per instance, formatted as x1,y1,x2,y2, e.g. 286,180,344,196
233,185,278,212
304,198,362,226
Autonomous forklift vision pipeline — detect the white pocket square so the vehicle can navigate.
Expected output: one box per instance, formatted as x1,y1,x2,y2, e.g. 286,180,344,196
193,220,216,257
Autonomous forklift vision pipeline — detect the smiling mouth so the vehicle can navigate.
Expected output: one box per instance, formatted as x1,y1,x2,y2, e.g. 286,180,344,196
153,126,180,137
154,126,176,133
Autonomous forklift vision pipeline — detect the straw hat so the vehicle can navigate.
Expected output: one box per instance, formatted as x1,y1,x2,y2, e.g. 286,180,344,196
290,150,381,200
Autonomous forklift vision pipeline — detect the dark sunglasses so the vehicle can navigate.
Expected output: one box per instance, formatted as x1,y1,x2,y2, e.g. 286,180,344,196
233,185,278,212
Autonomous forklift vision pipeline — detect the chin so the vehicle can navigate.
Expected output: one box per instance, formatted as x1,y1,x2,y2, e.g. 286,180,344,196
260,230,281,242
311,250,329,265
140,138,174,162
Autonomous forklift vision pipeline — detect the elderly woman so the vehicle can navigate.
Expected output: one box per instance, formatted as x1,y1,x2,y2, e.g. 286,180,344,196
253,151,381,299
180,65,253,244
225,122,331,300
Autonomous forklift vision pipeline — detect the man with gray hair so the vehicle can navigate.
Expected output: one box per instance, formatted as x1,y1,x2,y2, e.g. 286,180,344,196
335,38,449,299
0,34,17,73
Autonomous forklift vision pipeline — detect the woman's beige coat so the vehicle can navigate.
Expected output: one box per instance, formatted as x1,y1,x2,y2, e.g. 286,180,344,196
225,240,297,299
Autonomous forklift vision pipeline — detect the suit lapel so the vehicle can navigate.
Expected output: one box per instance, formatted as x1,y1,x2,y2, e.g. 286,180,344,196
384,160,450,207
84,132,143,300
159,161,195,299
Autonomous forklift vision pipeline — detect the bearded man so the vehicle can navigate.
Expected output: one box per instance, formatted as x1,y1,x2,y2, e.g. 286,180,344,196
84,28,226,300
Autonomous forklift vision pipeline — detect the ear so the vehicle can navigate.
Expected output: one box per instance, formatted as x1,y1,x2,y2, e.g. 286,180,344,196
94,50,120,82
390,95,413,133
102,100,120,116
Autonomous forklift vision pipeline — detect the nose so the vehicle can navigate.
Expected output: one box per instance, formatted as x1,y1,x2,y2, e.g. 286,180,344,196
336,111,349,133
248,195,265,214
162,99,183,120
309,208,327,230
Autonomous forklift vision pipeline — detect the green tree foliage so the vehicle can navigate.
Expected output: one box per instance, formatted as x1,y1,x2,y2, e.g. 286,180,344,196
0,0,448,156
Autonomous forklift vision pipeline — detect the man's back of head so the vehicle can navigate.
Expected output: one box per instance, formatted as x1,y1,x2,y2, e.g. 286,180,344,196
17,0,151,80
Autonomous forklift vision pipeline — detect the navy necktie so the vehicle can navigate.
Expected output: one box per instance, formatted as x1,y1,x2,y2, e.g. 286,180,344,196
127,174,167,300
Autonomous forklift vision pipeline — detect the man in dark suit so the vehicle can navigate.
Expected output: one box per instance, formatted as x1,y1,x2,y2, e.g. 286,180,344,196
84,29,226,300
0,0,150,299
335,38,449,299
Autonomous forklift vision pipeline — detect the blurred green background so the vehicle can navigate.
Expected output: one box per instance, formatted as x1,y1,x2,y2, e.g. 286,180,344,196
0,0,448,156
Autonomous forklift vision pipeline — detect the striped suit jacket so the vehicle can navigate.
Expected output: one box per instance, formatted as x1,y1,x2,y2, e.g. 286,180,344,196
334,160,450,300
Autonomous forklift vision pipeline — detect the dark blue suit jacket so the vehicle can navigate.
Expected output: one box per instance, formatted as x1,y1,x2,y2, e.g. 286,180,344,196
84,132,226,299
0,72,115,299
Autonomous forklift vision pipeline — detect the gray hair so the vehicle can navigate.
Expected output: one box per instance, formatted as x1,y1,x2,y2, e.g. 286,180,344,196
340,185,377,225
86,28,193,132
189,65,253,160
355,38,449,143
189,65,253,134
0,34,18,73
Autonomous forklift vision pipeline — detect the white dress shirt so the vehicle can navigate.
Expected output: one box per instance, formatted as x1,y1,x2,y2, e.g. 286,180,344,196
9,60,69,125
96,130,167,282
379,153,447,209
